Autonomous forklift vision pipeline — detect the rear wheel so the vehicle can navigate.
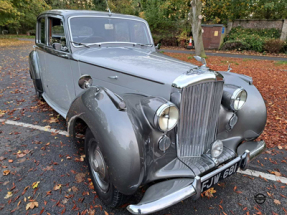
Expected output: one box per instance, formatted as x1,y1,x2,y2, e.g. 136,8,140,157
85,128,129,208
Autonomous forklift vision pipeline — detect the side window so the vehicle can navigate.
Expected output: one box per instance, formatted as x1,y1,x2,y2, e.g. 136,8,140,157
38,18,46,44
48,17,68,52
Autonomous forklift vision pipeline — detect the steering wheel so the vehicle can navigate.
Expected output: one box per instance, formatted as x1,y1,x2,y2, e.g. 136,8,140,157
80,36,104,44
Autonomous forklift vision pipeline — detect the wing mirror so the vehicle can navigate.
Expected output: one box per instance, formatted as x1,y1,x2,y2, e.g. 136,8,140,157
156,43,161,50
194,56,207,66
78,75,93,89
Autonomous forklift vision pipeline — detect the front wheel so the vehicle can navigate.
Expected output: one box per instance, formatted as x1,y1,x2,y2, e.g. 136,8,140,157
32,80,42,100
85,128,129,208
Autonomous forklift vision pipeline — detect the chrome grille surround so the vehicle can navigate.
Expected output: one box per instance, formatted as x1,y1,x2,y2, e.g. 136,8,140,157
172,70,224,158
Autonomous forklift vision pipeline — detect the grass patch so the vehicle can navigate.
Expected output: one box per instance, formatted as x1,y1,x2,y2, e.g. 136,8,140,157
0,39,33,47
275,60,287,66
0,35,35,39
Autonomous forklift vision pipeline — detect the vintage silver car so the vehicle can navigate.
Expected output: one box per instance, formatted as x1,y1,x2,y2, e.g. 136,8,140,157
29,10,267,214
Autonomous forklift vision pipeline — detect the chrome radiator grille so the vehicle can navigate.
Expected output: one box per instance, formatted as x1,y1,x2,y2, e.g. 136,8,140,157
178,81,224,157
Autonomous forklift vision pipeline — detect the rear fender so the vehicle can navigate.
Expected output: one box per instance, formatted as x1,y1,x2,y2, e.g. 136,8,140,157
66,87,145,195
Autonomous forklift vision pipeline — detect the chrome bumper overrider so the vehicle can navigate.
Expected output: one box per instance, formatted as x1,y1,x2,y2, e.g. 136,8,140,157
127,140,266,214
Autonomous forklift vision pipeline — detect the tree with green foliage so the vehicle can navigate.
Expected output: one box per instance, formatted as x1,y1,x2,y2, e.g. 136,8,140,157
202,0,287,24
0,0,21,28
251,0,287,19
0,0,50,34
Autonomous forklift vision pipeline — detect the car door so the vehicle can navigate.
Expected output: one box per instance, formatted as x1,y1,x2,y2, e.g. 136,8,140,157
42,15,75,118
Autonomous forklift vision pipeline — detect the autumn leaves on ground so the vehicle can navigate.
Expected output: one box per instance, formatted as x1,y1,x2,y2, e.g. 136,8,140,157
0,41,287,215
165,52,287,149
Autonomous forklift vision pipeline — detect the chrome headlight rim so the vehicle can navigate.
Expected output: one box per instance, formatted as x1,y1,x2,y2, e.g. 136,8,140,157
230,88,247,111
154,102,179,132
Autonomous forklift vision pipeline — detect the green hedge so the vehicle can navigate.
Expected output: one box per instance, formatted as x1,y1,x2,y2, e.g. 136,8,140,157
222,27,282,52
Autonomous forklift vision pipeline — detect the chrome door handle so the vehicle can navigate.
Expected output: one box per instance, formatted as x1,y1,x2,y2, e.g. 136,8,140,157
108,76,118,80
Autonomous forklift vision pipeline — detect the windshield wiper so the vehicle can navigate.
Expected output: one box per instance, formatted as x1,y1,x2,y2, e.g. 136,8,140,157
70,41,90,48
133,43,153,47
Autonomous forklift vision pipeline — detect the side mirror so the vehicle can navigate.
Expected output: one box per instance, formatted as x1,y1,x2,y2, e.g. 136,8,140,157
156,43,161,50
78,75,93,89
52,43,62,51
194,56,207,66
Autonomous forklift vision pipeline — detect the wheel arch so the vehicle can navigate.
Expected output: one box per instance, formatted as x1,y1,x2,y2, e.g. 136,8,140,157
29,50,43,93
66,87,145,195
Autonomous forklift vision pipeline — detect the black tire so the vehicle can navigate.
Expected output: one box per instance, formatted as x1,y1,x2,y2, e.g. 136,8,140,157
85,128,129,208
32,80,42,100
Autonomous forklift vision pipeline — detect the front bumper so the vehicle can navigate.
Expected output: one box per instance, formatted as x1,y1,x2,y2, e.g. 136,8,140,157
127,140,265,215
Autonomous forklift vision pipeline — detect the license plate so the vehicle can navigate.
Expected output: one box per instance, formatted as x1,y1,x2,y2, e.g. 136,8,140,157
201,161,240,193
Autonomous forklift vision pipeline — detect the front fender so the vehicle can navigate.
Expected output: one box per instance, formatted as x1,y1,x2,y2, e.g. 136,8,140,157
29,50,43,92
218,71,267,148
66,87,144,195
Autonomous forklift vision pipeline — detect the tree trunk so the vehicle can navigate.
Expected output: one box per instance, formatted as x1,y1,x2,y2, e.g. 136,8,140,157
191,0,206,57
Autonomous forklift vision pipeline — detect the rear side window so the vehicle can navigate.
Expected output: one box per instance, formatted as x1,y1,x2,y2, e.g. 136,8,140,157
38,18,46,44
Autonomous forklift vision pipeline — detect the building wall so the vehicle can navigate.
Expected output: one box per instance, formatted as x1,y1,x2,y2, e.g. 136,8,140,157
232,19,284,30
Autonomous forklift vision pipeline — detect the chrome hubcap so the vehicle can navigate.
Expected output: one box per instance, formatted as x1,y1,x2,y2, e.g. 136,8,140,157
88,140,109,192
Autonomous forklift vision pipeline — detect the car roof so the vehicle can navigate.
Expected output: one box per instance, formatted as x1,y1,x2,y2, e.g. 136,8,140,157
39,10,145,22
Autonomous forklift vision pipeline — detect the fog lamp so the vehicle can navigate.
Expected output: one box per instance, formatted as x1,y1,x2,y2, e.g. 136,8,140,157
211,140,223,158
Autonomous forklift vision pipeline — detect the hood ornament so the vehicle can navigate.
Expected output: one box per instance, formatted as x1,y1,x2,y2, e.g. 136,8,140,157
194,56,207,67
227,64,232,72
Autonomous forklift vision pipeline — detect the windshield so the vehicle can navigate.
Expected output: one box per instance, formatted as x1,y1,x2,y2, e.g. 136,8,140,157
69,17,152,46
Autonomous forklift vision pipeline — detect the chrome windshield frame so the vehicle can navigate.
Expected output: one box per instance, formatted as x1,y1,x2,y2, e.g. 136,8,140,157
68,15,154,48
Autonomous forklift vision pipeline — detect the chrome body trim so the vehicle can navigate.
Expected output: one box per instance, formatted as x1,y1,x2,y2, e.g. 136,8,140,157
250,141,265,160
172,70,224,89
127,151,252,214
127,182,196,214
177,80,224,158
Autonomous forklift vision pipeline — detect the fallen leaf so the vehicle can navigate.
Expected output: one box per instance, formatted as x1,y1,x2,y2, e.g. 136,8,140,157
8,159,13,163
202,187,216,198
4,191,13,199
3,170,10,176
88,209,96,215
26,201,38,210
17,158,26,163
53,184,62,191
274,199,281,205
75,173,86,183
273,171,282,176
278,145,283,150
71,186,78,193
32,181,40,189
62,198,69,204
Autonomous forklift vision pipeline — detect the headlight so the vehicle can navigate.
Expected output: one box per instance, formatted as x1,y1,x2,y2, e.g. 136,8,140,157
154,103,179,132
211,140,223,158
222,85,247,111
231,88,247,110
